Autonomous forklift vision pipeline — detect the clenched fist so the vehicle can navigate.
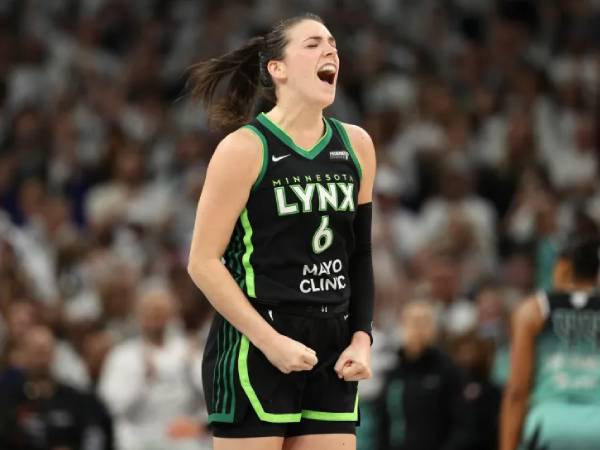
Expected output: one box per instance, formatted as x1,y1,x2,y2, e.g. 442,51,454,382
260,333,318,374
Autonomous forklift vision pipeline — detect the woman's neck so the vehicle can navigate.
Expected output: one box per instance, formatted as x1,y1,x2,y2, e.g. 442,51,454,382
266,99,324,147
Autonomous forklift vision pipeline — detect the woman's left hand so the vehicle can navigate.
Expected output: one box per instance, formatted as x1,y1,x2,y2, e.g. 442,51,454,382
334,331,372,381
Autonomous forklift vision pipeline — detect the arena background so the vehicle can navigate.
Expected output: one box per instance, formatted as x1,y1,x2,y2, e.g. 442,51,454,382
1,0,599,449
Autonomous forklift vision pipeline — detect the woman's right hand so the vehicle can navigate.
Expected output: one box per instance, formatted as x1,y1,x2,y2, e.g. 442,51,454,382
258,333,318,374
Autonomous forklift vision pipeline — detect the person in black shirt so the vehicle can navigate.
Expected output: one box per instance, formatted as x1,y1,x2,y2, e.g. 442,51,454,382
379,300,463,450
0,325,113,450
451,332,501,450
187,12,376,450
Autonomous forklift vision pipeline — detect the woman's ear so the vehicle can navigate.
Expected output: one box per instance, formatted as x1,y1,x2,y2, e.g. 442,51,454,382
267,60,286,83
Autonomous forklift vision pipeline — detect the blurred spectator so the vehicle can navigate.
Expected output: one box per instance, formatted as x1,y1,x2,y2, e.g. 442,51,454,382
168,264,213,338
0,301,90,389
377,300,464,450
356,325,400,450
0,325,113,450
474,280,511,345
451,332,502,450
418,155,497,287
81,329,115,388
499,241,537,297
98,283,209,450
412,250,477,337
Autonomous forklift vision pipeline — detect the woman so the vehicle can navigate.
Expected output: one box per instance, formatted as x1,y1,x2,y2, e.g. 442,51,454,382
500,238,600,450
187,13,376,450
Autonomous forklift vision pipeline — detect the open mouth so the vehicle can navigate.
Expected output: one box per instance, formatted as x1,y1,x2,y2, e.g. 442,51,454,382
317,64,336,85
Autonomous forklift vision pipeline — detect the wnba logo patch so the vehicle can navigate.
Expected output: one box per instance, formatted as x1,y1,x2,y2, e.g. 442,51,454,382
329,150,349,161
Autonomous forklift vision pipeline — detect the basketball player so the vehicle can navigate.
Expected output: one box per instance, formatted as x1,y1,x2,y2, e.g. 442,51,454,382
187,14,376,450
500,238,600,450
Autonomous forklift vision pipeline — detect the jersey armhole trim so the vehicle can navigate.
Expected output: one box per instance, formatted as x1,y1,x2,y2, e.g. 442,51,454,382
242,124,268,191
536,290,550,320
329,118,363,180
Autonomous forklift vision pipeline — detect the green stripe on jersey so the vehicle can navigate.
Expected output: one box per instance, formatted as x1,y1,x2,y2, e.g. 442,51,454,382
257,112,332,160
238,335,302,422
224,225,244,286
240,209,256,298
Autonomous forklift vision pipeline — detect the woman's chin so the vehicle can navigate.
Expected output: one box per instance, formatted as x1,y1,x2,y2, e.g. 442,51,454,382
311,91,336,109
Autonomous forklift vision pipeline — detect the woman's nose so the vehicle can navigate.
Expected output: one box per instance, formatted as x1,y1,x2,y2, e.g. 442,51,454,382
324,45,337,57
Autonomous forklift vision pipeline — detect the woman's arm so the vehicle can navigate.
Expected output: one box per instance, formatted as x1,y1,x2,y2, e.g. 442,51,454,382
187,128,317,374
333,123,376,381
499,297,544,450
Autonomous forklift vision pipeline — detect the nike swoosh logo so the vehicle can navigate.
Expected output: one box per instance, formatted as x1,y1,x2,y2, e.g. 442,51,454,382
272,154,290,162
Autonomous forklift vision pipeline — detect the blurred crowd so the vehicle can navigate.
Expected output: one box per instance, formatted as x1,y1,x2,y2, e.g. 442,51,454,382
1,0,599,449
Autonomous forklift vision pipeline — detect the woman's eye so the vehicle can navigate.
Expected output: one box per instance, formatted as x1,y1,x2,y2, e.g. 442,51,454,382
307,44,318,48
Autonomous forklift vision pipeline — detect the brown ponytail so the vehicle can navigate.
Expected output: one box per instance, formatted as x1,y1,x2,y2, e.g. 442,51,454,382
189,13,323,130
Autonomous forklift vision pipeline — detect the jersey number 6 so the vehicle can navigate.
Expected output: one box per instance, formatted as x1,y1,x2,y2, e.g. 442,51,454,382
312,215,333,254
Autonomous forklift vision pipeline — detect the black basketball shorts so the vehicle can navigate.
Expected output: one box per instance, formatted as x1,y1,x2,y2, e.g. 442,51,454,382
202,302,358,438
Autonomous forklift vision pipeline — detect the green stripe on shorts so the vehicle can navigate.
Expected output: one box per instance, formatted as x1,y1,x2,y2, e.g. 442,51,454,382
301,392,359,421
238,335,302,423
208,321,242,424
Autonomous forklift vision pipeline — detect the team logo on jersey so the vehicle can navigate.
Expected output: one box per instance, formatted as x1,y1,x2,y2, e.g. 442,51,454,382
274,182,355,215
329,150,349,161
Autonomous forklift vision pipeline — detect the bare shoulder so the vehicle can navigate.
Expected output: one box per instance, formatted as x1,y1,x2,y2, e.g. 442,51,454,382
335,122,376,202
213,126,263,161
339,122,376,163
512,295,545,334
207,126,264,186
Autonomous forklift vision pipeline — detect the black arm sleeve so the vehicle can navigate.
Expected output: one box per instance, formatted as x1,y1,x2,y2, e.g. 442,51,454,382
348,202,374,343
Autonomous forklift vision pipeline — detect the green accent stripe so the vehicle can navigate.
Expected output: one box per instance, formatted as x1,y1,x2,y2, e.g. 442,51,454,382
225,225,247,288
211,320,222,412
236,225,245,280
208,322,242,424
227,327,241,415
225,227,243,285
207,410,229,422
215,324,228,411
243,124,268,190
240,209,256,298
257,112,332,160
215,321,235,413
207,411,233,423
235,229,243,282
236,231,246,290
301,391,360,421
329,118,363,180
238,335,302,423
220,323,234,412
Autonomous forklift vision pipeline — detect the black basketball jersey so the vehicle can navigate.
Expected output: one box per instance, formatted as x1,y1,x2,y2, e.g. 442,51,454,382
538,290,600,346
223,112,362,307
